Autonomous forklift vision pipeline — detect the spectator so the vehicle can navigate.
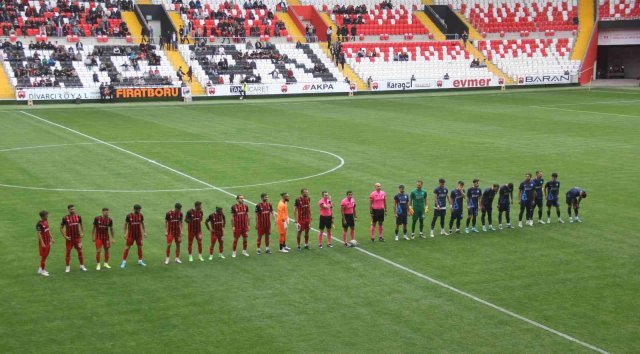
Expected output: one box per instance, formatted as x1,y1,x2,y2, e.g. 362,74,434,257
462,31,468,48
350,25,357,41
187,65,193,83
93,72,99,83
444,73,449,80
177,66,185,81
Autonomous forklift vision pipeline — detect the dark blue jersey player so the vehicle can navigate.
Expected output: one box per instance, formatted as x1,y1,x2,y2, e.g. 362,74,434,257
566,187,587,223
480,184,499,231
498,183,514,229
532,170,546,224
448,181,466,234
430,178,449,237
518,173,535,227
394,185,410,241
544,172,563,224
465,179,482,233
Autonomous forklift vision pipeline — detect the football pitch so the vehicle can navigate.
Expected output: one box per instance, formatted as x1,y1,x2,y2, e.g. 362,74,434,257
0,87,638,353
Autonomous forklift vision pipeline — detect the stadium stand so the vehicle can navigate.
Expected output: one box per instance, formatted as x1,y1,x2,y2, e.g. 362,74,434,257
184,42,345,86
437,0,578,34
340,40,496,81
478,38,580,78
161,0,287,39
598,0,640,20
301,0,429,36
1,42,178,88
0,0,134,37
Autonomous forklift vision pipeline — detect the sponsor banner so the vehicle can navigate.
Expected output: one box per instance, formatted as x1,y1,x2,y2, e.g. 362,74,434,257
15,87,100,101
206,82,350,96
115,86,182,99
517,75,572,85
371,77,502,91
181,86,192,99
598,28,640,46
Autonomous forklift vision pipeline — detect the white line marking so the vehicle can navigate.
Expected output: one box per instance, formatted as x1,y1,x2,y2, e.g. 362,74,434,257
529,105,640,118
19,110,610,354
588,89,640,95
0,140,344,192
537,99,640,107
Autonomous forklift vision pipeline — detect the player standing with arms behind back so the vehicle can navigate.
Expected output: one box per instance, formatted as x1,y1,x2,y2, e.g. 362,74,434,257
294,188,312,250
394,185,410,241
205,207,226,260
255,193,274,255
185,201,205,262
369,183,387,242
60,204,87,273
231,195,250,257
449,181,466,234
465,179,482,233
340,191,357,246
518,173,535,227
533,170,546,224
277,193,291,253
430,179,449,237
165,203,184,264
545,173,564,224
36,210,55,276
409,180,428,239
317,191,334,248
121,204,146,269
92,208,114,270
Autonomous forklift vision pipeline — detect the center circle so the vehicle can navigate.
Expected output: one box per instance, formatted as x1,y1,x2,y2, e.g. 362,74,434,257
0,140,345,193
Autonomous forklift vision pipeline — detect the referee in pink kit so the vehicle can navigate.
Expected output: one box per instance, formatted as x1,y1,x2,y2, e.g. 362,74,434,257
369,183,387,242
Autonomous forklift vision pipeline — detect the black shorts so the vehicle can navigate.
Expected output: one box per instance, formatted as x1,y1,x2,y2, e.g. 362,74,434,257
547,198,559,208
566,196,578,206
451,208,463,220
498,202,510,212
481,205,492,212
468,207,478,217
319,215,333,230
371,209,385,223
342,214,355,228
396,213,407,225
433,208,446,217
534,196,543,208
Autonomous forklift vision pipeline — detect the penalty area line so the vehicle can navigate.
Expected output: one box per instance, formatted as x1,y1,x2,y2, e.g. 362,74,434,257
20,110,609,354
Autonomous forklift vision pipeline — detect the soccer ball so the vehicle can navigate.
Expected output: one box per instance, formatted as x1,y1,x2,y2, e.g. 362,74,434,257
350,239,359,247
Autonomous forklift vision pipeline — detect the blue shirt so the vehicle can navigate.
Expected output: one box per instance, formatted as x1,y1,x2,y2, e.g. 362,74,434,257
519,180,535,202
499,185,512,204
567,187,584,198
482,187,496,206
451,189,465,210
433,186,448,208
545,180,560,200
394,193,409,215
533,177,544,197
467,187,482,209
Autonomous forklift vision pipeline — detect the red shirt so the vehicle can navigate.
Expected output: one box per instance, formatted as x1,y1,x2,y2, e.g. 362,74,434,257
207,213,225,236
185,208,203,235
93,216,113,240
231,203,249,229
126,213,144,239
36,220,51,245
255,202,273,230
295,196,311,221
61,214,82,239
165,210,183,236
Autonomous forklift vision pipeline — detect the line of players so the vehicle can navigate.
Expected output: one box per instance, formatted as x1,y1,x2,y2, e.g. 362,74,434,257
34,172,587,276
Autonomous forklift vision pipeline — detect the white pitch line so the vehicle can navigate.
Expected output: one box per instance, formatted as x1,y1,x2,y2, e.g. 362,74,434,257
19,110,610,354
537,99,640,107
529,105,640,118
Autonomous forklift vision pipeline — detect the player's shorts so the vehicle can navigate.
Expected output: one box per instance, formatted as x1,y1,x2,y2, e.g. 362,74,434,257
277,222,287,236
566,196,578,205
319,215,333,230
467,207,478,217
210,232,223,242
433,208,446,217
65,238,82,250
39,243,51,257
534,196,544,208
95,238,110,249
498,200,510,212
166,233,181,244
412,208,425,220
342,214,355,228
126,235,143,247
371,209,385,223
481,204,492,212
451,209,463,220
297,219,310,232
546,198,559,208
257,227,271,237
396,213,408,225
233,227,248,237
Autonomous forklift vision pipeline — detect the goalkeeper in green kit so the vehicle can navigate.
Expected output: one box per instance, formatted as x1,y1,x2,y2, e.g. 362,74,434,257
409,180,429,239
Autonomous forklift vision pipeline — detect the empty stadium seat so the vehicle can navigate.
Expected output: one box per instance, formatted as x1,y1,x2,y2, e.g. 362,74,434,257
598,0,640,20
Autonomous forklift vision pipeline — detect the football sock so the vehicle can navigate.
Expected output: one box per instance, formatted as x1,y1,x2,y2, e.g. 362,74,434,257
378,225,383,237
350,229,355,240
137,247,143,260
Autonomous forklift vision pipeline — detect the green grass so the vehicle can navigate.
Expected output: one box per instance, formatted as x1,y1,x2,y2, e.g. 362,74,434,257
0,87,638,353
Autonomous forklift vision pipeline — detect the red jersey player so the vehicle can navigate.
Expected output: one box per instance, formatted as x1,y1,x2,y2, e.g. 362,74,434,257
255,193,275,255
121,204,146,269
231,195,250,258
60,204,86,272
36,210,55,276
185,201,204,262
92,207,115,271
165,203,184,264
294,188,312,250
205,207,226,260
